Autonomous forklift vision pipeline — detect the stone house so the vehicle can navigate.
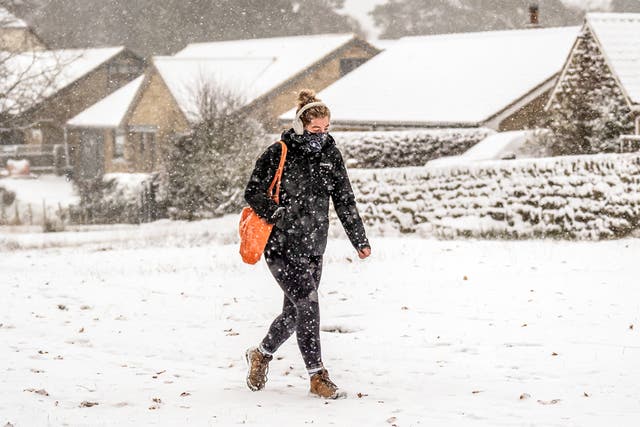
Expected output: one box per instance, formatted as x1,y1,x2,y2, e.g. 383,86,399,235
0,6,47,52
66,33,378,176
280,26,580,132
0,47,144,149
1,47,143,176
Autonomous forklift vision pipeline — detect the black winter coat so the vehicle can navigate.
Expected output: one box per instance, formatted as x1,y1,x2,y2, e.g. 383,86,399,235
244,129,370,257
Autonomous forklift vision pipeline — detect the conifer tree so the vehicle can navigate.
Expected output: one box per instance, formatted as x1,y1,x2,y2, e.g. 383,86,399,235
546,27,633,155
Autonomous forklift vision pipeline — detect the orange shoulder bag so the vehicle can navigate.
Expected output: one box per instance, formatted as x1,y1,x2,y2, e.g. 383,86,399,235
239,141,287,264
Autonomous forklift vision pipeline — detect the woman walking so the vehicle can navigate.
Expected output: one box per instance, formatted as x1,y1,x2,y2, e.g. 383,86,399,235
243,89,371,399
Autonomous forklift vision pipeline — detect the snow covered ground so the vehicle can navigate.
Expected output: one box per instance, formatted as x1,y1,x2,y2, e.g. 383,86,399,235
1,217,639,426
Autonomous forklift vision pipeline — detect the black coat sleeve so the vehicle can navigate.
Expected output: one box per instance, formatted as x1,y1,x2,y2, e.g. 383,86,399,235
244,143,282,222
330,148,370,251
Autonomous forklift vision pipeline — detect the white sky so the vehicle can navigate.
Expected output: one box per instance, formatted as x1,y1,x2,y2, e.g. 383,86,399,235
338,0,389,39
560,0,612,10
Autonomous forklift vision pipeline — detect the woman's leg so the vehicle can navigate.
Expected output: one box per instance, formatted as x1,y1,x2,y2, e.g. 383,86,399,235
259,295,296,355
261,252,324,372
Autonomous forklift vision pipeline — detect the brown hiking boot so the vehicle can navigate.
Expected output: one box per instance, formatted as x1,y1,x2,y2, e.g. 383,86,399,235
245,347,272,391
309,369,346,399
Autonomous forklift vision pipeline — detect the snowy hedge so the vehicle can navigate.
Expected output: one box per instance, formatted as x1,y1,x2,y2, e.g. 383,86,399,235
332,128,494,168
348,153,640,239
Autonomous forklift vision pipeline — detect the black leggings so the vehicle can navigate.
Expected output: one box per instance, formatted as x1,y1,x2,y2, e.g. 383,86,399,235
260,250,323,371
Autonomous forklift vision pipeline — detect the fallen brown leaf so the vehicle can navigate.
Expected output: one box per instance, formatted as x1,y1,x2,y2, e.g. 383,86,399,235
24,388,49,396
519,393,531,400
537,399,561,405
180,392,191,397
79,401,98,408
357,392,368,398
551,352,558,356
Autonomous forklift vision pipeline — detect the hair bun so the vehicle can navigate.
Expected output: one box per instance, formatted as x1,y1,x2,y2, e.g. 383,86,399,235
297,89,318,109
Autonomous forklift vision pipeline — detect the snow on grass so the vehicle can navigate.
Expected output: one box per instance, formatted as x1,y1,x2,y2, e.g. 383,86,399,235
0,216,239,251
1,218,639,425
0,175,78,225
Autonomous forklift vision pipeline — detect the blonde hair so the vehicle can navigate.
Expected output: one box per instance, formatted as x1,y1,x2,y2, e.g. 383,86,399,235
295,89,330,126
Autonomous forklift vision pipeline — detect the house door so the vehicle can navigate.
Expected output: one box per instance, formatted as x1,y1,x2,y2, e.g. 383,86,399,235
78,130,105,180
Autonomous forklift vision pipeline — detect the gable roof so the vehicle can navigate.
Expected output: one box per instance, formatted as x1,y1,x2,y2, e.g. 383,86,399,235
0,6,27,28
152,56,275,123
280,26,579,127
1,47,126,116
155,33,364,123
67,75,144,128
586,13,640,105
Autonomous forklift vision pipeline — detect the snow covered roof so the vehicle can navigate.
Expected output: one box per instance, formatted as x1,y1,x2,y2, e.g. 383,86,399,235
587,13,640,105
280,26,580,126
1,47,126,116
153,56,276,123
0,7,27,28
425,130,545,168
368,39,398,51
164,33,362,121
67,75,144,128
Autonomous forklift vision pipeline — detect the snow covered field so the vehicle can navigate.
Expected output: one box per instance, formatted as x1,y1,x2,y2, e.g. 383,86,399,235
1,218,639,426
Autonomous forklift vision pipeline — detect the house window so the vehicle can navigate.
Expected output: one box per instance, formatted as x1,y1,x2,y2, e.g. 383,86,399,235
30,129,43,145
108,61,142,77
113,130,125,159
0,129,24,145
340,57,368,76
140,132,156,170
107,61,143,90
129,126,158,170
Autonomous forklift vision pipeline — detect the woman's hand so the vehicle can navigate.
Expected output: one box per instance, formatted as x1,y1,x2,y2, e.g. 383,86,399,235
357,247,371,259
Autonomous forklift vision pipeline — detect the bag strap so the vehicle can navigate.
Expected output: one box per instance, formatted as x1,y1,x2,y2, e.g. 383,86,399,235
267,141,287,204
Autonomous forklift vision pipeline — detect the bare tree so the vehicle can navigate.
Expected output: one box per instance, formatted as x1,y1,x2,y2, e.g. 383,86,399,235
1,2,74,140
164,78,265,219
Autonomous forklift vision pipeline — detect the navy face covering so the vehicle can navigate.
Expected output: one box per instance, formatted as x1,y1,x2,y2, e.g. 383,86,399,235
303,130,328,153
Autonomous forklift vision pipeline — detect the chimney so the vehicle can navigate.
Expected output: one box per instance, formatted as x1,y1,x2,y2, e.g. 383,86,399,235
529,3,540,27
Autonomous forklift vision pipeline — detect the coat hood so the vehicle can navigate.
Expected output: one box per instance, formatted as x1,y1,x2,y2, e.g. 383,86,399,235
280,128,336,153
